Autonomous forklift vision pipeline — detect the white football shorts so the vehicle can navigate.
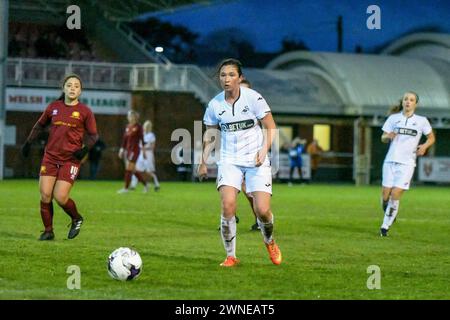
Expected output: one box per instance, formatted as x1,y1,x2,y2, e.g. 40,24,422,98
136,151,155,172
382,161,415,190
217,163,272,194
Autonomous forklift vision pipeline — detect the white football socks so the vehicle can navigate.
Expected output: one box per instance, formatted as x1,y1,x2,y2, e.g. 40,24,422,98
257,215,274,244
130,175,138,189
381,198,400,230
153,175,160,187
221,215,237,258
381,197,389,213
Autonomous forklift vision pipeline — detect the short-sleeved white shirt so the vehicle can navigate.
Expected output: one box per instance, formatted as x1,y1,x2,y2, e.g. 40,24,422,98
144,132,155,147
203,86,271,167
382,112,432,166
140,132,155,158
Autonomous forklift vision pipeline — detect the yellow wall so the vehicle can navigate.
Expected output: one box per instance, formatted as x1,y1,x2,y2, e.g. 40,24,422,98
313,124,330,151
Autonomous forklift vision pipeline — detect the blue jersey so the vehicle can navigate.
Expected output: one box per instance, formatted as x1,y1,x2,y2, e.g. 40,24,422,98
288,144,304,166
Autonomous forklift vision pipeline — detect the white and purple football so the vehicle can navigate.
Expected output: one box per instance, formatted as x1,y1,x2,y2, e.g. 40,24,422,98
107,247,142,281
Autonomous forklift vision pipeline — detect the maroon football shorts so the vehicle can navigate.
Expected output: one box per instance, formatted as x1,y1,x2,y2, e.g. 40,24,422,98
125,148,140,163
39,159,81,185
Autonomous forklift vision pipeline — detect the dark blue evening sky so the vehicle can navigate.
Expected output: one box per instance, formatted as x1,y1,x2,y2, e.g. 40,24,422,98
141,0,450,53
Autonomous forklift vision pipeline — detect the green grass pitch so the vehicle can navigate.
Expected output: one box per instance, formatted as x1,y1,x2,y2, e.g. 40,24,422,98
0,180,449,299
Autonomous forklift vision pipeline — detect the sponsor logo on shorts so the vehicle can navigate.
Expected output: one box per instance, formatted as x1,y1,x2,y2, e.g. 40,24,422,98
40,166,46,174
265,183,271,187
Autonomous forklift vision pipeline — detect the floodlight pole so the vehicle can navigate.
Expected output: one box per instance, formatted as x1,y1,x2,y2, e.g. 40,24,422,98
0,0,9,180
337,15,343,53
353,117,372,186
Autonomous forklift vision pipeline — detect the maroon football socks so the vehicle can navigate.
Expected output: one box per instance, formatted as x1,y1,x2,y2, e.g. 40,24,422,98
134,171,147,186
40,201,54,232
61,198,82,220
124,170,132,189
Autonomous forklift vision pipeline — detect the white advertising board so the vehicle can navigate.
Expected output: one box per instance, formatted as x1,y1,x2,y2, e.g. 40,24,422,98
418,157,450,183
6,87,131,115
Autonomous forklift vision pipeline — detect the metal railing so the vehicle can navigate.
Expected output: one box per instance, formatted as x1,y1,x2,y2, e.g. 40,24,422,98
6,58,220,104
115,22,172,66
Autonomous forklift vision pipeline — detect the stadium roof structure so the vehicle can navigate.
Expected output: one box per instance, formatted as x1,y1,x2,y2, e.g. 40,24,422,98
242,68,346,116
9,0,213,23
264,42,450,120
381,32,450,105
381,32,450,63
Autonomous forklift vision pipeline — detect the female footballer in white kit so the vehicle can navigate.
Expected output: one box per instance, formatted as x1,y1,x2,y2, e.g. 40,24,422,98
132,120,160,192
380,91,435,237
197,58,282,267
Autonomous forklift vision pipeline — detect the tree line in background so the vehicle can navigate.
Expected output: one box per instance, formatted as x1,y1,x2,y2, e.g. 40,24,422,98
128,18,447,67
127,17,309,67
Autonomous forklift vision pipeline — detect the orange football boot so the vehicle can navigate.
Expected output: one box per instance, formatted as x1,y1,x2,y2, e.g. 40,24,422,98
265,240,282,265
220,256,240,267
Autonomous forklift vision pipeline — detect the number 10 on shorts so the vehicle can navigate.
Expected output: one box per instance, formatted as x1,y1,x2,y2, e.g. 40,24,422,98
70,166,78,180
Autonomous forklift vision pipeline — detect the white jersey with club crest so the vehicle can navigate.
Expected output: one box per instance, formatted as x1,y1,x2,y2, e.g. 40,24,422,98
382,112,432,166
203,86,271,167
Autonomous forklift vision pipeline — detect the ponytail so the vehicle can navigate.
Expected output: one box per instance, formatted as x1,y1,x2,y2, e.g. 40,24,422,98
388,99,403,115
389,91,420,115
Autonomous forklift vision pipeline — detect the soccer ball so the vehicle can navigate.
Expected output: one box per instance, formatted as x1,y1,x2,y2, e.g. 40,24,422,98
107,247,142,281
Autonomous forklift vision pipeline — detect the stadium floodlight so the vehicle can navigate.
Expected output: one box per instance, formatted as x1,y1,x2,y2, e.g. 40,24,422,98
155,46,164,53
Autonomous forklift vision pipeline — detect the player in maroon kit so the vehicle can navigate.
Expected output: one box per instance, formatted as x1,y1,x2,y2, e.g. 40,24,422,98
21,74,98,241
117,110,148,193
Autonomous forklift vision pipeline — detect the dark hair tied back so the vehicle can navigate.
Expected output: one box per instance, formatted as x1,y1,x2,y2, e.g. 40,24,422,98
216,58,243,77
58,73,83,101
388,91,419,115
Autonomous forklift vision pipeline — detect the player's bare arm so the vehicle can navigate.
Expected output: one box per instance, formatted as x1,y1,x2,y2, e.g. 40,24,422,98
417,131,436,156
381,131,396,143
198,125,219,179
256,113,276,167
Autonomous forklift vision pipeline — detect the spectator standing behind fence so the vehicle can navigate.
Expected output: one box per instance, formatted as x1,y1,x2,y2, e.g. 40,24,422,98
288,137,306,186
88,138,106,180
174,142,191,181
307,139,323,181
